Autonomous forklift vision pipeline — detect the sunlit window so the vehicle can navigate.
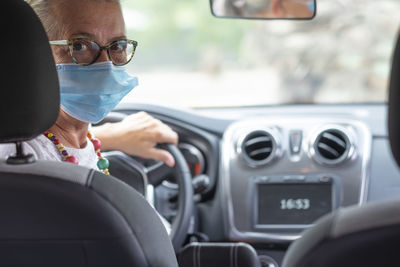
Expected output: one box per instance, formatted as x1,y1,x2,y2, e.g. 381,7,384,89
121,0,400,108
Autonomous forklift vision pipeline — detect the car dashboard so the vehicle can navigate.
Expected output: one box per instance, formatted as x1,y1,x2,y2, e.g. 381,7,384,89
220,116,371,243
112,102,400,265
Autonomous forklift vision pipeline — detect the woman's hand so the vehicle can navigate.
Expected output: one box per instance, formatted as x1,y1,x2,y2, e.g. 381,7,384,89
92,112,178,167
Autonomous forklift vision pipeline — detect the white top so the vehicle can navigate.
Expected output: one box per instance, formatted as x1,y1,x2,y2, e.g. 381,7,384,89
0,134,99,170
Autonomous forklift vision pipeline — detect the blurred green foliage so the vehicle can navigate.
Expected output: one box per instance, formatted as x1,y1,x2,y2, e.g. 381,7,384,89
122,0,249,69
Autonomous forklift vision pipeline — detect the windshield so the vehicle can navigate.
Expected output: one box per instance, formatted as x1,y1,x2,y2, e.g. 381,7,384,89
121,0,400,108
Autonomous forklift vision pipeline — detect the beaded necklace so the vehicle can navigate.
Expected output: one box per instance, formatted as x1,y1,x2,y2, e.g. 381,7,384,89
43,131,110,175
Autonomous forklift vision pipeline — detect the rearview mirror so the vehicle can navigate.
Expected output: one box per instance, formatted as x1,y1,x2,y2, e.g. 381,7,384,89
210,0,316,20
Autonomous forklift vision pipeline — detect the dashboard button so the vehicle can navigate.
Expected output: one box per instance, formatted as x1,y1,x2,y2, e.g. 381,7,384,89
289,130,303,155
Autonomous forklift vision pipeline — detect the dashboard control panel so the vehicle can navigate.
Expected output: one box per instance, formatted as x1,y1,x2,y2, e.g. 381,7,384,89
220,117,372,243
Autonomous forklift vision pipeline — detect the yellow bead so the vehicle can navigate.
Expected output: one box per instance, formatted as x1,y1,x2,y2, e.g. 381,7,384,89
47,133,53,138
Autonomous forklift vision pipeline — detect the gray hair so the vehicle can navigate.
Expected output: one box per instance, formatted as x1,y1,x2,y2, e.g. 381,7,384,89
25,0,120,39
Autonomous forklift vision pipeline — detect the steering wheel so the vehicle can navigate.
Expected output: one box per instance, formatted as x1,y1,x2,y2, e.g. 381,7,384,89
104,143,194,251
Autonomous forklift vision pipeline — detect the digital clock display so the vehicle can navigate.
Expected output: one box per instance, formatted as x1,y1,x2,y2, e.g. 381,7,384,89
280,199,310,210
257,183,332,225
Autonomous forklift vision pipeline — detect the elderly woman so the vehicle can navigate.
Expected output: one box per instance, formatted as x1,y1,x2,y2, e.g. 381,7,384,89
0,0,178,172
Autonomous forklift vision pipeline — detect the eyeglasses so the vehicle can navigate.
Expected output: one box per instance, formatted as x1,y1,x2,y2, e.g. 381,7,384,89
49,38,138,66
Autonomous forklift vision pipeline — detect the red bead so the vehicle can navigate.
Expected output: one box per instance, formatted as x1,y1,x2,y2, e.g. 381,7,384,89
91,138,101,150
54,140,59,145
65,156,79,164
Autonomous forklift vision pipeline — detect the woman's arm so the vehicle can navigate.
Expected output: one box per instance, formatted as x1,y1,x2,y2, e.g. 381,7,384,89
91,112,178,167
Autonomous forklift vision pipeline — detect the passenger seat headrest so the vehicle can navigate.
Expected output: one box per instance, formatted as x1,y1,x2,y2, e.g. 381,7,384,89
389,33,400,167
0,0,59,143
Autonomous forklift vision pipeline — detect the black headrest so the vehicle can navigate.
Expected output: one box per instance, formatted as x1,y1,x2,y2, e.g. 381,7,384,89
389,33,400,167
0,0,59,143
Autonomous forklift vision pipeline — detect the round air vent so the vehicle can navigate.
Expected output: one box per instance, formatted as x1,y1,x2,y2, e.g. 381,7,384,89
312,127,354,165
238,130,279,167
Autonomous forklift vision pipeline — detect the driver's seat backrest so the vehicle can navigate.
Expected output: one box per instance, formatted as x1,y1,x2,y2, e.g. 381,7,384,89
0,161,178,267
281,33,400,267
0,1,178,266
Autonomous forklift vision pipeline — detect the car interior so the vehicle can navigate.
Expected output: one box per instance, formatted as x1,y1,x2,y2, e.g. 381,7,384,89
1,0,400,266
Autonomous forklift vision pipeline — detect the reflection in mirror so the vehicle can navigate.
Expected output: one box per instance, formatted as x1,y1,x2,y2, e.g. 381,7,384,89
211,0,316,19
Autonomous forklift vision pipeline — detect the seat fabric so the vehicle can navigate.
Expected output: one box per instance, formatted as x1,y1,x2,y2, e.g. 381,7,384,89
282,198,400,267
0,160,178,267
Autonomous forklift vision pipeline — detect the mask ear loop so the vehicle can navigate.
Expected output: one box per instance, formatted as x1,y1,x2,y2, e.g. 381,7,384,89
67,42,80,65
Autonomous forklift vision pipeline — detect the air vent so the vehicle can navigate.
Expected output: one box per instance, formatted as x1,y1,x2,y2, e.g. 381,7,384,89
312,128,353,165
239,130,279,167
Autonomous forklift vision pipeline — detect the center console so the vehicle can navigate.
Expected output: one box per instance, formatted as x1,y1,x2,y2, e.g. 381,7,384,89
220,117,371,243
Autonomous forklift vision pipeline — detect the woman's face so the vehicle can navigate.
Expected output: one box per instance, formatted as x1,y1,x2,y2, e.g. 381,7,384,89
51,0,126,64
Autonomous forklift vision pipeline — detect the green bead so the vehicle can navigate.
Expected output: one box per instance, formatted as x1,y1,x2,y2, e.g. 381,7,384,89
97,158,109,170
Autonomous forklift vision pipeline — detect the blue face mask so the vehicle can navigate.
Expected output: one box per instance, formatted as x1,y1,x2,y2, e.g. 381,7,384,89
56,61,138,123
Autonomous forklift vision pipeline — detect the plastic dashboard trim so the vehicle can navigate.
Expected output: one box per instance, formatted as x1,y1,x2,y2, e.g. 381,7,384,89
219,118,372,244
